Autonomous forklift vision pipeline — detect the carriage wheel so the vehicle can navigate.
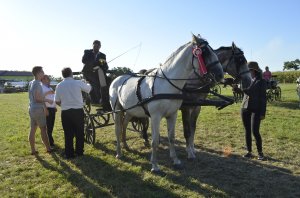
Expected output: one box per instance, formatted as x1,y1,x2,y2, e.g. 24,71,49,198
131,118,149,133
238,92,244,102
267,89,274,102
274,86,281,101
233,92,238,103
84,114,95,144
94,113,110,127
82,92,91,113
233,92,243,103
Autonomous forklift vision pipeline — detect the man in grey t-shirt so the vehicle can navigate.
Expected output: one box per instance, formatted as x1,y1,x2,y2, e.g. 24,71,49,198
28,66,53,155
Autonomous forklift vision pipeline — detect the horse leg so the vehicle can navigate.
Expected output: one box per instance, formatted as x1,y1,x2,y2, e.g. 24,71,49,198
150,115,162,173
167,113,182,169
114,103,124,158
181,108,195,159
190,107,201,154
121,114,132,150
141,118,150,145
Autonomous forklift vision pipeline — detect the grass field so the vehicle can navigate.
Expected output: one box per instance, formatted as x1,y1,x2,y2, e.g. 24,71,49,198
0,83,299,197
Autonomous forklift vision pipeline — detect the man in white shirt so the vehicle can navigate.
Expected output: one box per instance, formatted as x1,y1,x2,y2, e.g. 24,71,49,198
42,75,56,148
55,67,92,159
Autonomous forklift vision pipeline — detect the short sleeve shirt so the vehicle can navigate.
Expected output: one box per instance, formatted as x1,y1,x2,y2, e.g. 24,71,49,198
28,80,44,110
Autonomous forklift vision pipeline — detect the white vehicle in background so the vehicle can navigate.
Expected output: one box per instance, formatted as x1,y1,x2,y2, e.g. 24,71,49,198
4,81,29,93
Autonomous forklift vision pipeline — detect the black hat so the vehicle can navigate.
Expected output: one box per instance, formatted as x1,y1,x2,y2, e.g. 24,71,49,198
248,61,262,73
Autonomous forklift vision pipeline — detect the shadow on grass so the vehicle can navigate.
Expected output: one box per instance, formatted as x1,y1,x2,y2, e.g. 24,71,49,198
37,137,300,197
36,145,179,198
167,145,300,197
36,152,111,197
269,100,299,109
94,136,300,197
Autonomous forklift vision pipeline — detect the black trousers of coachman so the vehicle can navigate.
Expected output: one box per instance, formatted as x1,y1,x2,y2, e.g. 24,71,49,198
61,108,84,158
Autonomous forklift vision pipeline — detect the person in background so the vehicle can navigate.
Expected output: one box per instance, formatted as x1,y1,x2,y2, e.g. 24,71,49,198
55,67,91,159
241,61,267,160
41,75,56,148
263,66,272,81
28,66,53,155
82,40,111,112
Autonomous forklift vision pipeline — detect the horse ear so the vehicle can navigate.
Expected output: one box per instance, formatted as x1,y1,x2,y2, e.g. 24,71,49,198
232,42,237,49
192,33,197,44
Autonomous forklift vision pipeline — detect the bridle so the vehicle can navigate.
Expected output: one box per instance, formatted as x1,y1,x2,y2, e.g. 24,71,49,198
223,49,250,83
160,40,221,93
191,40,221,78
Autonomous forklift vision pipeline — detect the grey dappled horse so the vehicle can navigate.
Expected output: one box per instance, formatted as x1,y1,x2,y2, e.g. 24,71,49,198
109,35,224,174
181,43,252,159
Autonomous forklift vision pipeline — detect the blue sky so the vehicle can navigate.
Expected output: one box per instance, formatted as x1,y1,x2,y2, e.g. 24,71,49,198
0,0,299,77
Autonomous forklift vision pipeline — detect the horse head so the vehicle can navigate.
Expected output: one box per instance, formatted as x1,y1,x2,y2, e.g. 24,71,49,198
215,42,252,89
191,34,224,83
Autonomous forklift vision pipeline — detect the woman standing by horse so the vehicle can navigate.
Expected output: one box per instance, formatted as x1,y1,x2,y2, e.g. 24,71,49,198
241,61,267,160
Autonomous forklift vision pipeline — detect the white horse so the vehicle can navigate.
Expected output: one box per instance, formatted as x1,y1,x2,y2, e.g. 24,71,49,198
296,77,300,107
181,43,252,159
109,35,224,174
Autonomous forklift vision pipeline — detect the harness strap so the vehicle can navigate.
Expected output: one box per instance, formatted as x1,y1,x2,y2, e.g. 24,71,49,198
136,76,151,117
152,70,158,96
160,68,184,92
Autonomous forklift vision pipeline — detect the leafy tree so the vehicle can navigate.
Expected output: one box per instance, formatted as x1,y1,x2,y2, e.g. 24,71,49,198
109,67,133,80
283,59,300,70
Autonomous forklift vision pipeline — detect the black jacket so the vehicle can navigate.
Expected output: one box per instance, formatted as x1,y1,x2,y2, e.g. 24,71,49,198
241,78,267,116
82,49,108,72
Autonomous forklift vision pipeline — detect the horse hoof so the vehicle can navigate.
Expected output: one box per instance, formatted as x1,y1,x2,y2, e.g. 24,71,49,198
116,154,122,159
173,163,184,170
151,169,166,177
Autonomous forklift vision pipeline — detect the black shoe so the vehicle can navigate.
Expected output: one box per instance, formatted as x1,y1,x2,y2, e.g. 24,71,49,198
243,152,253,158
258,152,264,160
76,153,84,157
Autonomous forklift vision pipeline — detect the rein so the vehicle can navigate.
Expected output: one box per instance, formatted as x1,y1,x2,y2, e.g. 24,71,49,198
112,89,234,114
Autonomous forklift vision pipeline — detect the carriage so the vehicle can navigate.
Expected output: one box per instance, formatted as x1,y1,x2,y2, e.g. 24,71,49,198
73,69,230,145
72,71,149,144
266,75,281,102
73,36,247,174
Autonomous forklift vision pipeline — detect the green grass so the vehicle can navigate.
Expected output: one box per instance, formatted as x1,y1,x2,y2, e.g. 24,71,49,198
0,83,299,197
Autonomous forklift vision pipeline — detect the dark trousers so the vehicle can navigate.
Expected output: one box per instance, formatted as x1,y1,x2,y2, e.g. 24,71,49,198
46,108,56,146
241,109,263,153
83,71,101,103
61,108,84,157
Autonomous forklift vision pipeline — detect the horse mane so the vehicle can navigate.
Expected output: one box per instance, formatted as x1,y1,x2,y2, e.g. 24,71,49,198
162,42,191,65
215,46,244,54
215,46,231,51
